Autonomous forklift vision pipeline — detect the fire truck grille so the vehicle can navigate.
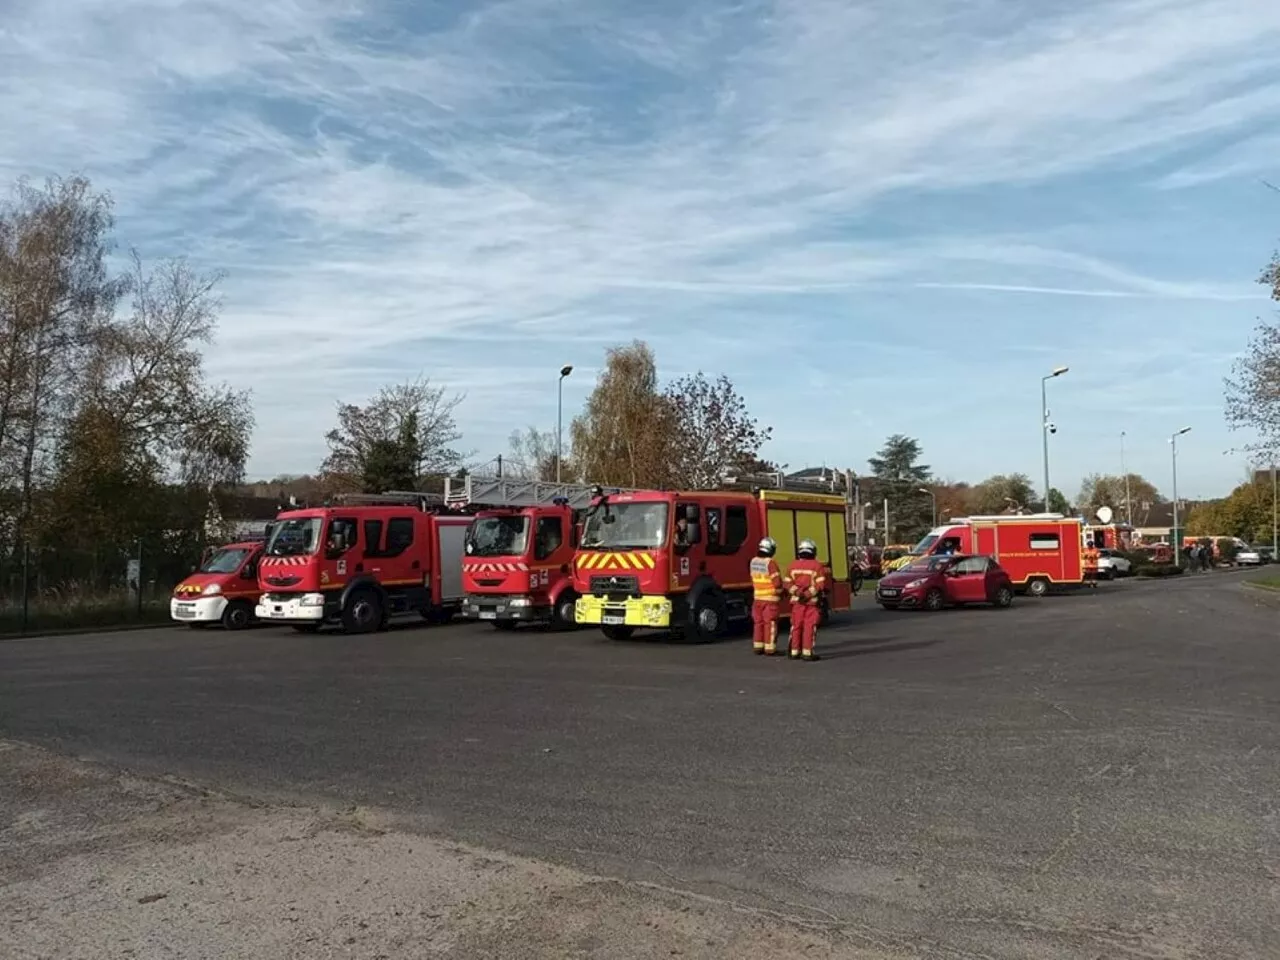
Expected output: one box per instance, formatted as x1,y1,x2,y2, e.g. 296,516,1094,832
589,574,640,598
265,575,302,587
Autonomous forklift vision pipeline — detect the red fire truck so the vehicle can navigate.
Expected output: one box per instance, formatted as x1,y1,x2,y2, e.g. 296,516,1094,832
572,487,852,641
903,513,1087,596
254,492,471,633
170,529,272,630
448,475,637,630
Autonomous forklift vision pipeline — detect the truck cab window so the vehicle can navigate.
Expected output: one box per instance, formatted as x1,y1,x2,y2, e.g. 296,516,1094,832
724,506,749,554
705,507,723,553
325,518,359,558
535,517,563,560
384,518,415,557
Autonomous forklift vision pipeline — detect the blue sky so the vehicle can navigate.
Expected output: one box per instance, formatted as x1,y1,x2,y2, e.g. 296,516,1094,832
4,0,1279,501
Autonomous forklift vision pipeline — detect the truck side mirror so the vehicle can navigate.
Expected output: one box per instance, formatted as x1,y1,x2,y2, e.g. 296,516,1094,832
683,504,700,522
684,521,701,545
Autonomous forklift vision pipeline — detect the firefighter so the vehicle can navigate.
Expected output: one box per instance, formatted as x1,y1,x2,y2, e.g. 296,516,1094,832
785,539,826,661
749,537,784,655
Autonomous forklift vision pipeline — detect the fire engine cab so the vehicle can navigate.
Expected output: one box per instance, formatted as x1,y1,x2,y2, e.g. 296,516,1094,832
448,475,636,630
906,513,1087,596
254,492,471,633
572,487,852,641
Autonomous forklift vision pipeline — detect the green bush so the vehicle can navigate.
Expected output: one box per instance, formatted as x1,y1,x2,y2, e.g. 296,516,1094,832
1134,563,1186,578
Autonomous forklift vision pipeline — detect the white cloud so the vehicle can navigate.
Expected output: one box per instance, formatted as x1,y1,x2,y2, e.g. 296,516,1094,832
2,0,1279,478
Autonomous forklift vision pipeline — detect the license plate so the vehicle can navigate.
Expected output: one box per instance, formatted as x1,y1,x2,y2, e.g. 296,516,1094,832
479,612,496,620
879,588,899,597
174,606,195,619
602,614,625,625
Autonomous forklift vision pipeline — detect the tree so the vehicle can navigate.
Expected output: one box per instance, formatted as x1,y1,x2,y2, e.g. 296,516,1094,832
664,372,771,489
322,377,465,491
569,341,677,488
931,480,974,522
0,175,124,548
1224,251,1280,461
1048,488,1072,515
969,473,1037,514
1077,473,1162,522
868,435,932,542
1186,478,1276,543
507,426,562,481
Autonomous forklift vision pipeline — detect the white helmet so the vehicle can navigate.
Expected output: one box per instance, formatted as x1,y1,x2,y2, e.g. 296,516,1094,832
757,537,777,557
797,538,817,558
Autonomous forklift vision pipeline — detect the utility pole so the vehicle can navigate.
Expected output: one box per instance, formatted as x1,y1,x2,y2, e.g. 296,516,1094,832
1170,427,1191,565
1041,366,1069,510
556,364,573,483
1121,430,1132,525
1273,462,1277,558
883,498,890,546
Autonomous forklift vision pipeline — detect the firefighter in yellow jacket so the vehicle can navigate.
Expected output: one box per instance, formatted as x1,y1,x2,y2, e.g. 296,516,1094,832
749,537,783,655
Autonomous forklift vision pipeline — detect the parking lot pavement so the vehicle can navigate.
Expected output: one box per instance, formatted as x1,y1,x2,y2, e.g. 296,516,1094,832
2,572,1277,959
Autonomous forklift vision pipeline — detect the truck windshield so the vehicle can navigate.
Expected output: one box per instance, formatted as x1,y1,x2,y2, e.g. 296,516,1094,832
467,516,529,557
200,547,250,574
910,533,939,556
266,518,321,557
581,502,669,549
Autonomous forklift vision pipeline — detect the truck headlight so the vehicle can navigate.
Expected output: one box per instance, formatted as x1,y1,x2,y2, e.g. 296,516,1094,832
509,596,532,607
300,594,325,607
202,583,222,596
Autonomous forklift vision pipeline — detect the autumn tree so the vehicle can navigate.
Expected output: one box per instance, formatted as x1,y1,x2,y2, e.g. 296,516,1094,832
569,341,677,488
1186,478,1276,543
931,480,974,522
0,175,124,548
1223,246,1280,460
970,473,1037,514
1077,473,1162,523
868,435,933,542
664,372,771,489
322,377,465,492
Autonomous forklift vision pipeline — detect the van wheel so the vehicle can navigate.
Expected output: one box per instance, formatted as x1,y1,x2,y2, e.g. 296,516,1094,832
602,625,635,642
1026,577,1050,598
342,590,382,634
221,600,253,631
552,592,578,630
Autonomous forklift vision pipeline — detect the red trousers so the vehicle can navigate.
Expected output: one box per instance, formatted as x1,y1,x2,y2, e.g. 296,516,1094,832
751,600,779,653
789,602,820,656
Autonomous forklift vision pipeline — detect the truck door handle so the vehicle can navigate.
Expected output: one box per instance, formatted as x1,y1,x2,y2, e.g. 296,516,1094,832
698,561,706,572
355,563,364,573
412,560,421,570
560,564,569,574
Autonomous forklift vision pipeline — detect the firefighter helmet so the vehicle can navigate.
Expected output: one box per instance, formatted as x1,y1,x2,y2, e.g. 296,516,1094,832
798,538,817,558
757,537,776,557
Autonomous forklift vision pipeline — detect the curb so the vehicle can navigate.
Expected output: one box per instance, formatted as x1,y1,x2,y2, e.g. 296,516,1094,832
1241,580,1280,594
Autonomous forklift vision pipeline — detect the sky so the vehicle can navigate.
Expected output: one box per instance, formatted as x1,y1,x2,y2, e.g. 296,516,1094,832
3,0,1280,503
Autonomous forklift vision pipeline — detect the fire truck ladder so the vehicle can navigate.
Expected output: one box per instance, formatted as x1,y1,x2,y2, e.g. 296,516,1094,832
444,475,636,510
332,490,447,510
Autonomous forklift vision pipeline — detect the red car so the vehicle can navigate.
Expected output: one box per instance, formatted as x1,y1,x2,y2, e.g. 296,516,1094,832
875,554,1015,611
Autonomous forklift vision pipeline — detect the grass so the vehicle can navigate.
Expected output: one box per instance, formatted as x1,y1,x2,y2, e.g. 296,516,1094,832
1244,574,1280,592
0,588,173,637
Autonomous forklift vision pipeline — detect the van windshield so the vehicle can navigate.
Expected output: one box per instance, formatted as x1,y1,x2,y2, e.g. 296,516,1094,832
581,502,669,550
200,547,250,574
467,515,530,557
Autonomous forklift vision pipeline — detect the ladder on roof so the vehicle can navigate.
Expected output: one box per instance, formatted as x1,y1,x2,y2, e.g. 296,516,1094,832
444,475,635,510
332,490,447,509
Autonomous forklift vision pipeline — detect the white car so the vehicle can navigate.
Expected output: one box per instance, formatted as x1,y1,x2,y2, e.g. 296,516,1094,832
1096,549,1132,579
1235,546,1262,565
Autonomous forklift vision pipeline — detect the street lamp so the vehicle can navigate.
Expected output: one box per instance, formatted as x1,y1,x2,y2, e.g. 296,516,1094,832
1170,427,1191,565
1041,366,1069,512
1120,430,1133,526
556,364,573,483
918,487,937,528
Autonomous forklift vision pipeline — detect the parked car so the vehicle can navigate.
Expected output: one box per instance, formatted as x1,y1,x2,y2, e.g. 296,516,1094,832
1096,548,1132,579
1235,544,1262,566
875,554,1015,611
1258,545,1276,564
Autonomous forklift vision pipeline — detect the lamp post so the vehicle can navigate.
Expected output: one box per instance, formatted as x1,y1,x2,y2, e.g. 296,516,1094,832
1170,427,1191,565
556,364,572,483
918,487,937,528
1041,366,1069,511
1272,462,1278,559
1121,430,1132,525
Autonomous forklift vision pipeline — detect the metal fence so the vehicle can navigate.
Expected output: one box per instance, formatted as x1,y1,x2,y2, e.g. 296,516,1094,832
0,538,201,635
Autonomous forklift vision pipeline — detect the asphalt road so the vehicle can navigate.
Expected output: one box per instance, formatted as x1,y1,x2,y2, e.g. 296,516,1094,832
2,573,1277,959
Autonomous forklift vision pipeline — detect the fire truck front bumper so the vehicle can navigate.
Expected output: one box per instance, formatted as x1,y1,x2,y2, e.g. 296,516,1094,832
255,592,327,622
575,594,672,628
461,594,548,622
170,596,227,623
